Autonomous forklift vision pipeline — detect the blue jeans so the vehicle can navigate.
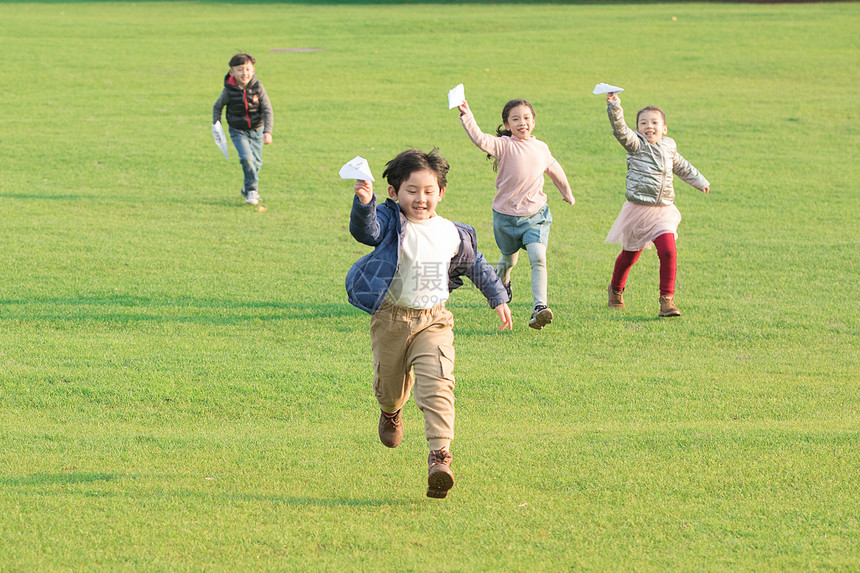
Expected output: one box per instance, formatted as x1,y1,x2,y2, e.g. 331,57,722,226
229,126,264,192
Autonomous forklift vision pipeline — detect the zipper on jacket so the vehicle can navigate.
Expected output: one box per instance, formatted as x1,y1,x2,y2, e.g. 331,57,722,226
658,149,670,204
243,90,251,129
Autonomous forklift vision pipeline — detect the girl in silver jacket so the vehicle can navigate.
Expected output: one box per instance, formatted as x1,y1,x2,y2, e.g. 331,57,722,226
604,91,710,317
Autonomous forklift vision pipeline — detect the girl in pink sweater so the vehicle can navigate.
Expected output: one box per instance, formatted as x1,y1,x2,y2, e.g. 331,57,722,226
457,98,575,329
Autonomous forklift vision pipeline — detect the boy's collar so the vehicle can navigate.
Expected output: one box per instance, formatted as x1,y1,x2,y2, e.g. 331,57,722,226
227,74,254,88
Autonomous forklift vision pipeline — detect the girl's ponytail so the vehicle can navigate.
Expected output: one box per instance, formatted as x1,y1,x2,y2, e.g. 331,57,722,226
487,125,512,172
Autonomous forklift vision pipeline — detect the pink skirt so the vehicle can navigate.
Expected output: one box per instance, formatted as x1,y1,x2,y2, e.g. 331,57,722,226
605,201,682,251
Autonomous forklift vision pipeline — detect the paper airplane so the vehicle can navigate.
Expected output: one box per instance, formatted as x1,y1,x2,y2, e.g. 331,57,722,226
339,156,375,182
447,83,465,109
592,83,625,95
212,121,229,159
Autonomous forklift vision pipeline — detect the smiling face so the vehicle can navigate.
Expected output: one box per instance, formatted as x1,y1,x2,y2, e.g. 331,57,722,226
388,169,445,221
504,104,536,140
636,109,668,144
229,62,255,88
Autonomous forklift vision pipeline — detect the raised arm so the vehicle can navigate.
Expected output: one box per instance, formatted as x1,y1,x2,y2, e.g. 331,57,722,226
349,180,384,246
458,100,502,157
606,93,641,153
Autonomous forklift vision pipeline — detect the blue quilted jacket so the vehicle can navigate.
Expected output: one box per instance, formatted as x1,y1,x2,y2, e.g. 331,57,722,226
346,195,509,314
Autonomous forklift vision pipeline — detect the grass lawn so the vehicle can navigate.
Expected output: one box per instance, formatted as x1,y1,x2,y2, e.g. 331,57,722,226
0,1,857,571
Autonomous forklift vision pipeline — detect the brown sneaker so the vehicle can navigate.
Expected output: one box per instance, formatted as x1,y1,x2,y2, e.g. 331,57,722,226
658,295,681,317
608,284,625,308
528,305,553,330
426,449,454,499
378,409,403,448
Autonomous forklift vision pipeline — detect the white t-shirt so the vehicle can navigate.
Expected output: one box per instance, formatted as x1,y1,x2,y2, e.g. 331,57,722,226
385,215,460,309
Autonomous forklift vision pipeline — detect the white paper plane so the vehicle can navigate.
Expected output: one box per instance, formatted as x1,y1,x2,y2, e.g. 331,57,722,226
339,156,375,182
448,83,466,109
212,121,229,159
592,83,625,95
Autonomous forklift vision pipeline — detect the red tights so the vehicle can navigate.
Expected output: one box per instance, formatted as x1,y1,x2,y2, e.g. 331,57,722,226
610,233,677,297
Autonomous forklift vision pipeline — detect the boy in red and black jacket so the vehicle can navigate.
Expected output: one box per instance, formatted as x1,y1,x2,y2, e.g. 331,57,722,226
213,53,274,206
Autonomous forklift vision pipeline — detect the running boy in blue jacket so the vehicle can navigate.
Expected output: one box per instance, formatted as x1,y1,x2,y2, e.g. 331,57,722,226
346,149,512,498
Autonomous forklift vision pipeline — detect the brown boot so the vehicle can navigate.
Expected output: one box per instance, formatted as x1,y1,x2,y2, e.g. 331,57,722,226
378,409,403,448
608,284,625,308
427,449,454,499
658,295,681,317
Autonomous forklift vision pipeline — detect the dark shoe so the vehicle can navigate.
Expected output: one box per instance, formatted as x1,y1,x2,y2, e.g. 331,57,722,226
503,281,512,302
427,449,454,499
378,409,403,448
528,305,553,330
658,295,681,317
608,284,625,308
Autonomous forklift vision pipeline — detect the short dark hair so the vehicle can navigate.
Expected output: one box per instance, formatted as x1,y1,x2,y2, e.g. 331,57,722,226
229,53,256,67
636,105,666,125
382,149,449,194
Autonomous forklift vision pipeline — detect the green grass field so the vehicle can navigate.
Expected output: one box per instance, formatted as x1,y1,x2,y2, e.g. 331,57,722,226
1,1,858,571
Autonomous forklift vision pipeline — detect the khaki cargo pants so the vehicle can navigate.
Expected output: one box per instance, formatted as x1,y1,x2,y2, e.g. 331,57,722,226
370,301,456,444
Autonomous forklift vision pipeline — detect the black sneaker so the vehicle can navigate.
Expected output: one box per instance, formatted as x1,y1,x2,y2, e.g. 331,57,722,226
378,409,403,448
528,305,553,330
427,449,454,499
